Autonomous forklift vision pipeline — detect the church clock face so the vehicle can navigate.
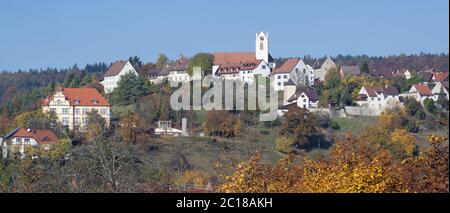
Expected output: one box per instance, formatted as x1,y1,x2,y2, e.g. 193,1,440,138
260,36,264,41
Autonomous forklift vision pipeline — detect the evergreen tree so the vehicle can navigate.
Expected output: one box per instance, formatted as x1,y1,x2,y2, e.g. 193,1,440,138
110,72,150,106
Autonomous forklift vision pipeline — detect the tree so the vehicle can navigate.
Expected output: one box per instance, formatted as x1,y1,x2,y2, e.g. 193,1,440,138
85,110,107,142
403,97,426,119
128,56,142,70
280,107,316,146
390,129,417,158
155,54,169,69
110,72,150,106
436,93,449,110
423,98,436,113
324,66,341,89
187,53,214,76
204,111,242,138
339,87,353,106
275,136,295,154
360,61,370,74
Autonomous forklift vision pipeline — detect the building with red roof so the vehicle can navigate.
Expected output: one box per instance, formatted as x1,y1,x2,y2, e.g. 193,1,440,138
42,87,111,130
211,32,275,84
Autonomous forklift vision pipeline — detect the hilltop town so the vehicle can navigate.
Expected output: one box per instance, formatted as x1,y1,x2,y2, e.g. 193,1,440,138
0,32,448,193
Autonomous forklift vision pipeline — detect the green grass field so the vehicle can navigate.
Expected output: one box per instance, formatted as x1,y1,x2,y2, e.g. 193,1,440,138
331,116,378,134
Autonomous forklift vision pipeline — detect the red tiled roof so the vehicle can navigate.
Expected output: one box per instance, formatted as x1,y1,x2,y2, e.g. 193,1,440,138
413,84,433,96
104,60,129,77
272,58,300,75
42,88,110,107
12,128,59,145
433,72,449,82
216,60,262,75
213,52,256,65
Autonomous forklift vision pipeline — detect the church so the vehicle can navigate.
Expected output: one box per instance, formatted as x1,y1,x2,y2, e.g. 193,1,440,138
212,32,276,83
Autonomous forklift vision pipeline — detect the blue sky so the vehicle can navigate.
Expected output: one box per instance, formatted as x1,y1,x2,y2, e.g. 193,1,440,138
0,0,448,71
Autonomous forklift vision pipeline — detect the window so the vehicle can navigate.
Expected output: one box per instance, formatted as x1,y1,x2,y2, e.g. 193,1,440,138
303,104,307,108
295,68,299,72
82,108,89,114
301,95,305,98
16,138,22,143
50,108,56,113
56,100,62,106
278,82,281,86
62,108,69,114
283,75,288,79
262,65,266,70
75,117,81,124
378,98,381,101
100,109,107,115
24,138,30,143
74,108,80,114
277,75,281,79
62,117,70,125
371,97,374,101
303,69,306,74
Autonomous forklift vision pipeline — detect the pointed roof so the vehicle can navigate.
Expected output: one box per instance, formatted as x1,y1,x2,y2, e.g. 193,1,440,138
340,66,361,76
12,128,59,145
412,84,433,96
104,60,130,77
272,58,300,75
42,88,110,107
288,88,318,102
433,72,449,82
285,79,296,86
213,52,274,65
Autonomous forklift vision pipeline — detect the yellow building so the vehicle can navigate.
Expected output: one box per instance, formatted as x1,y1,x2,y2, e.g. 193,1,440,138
42,87,111,130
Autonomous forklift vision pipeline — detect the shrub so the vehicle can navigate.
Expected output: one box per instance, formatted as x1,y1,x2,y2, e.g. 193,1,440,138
330,121,341,130
275,136,295,154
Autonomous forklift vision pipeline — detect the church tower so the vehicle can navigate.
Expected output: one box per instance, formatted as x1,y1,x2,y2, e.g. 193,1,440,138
255,31,269,63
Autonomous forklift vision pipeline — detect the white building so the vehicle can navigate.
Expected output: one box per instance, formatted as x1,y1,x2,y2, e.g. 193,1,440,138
212,31,276,82
313,57,336,82
278,87,318,116
402,84,435,104
271,58,314,91
147,68,169,84
215,60,270,84
431,81,449,100
356,86,401,114
100,60,138,94
166,57,191,82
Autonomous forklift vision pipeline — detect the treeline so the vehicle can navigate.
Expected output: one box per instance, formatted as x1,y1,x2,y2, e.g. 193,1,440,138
275,53,449,72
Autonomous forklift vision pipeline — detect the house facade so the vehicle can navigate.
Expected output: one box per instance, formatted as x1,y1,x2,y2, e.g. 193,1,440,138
278,87,318,116
356,85,401,114
100,60,138,93
431,81,449,100
402,84,435,104
10,128,59,151
166,57,191,82
271,58,315,91
42,87,111,130
313,57,336,82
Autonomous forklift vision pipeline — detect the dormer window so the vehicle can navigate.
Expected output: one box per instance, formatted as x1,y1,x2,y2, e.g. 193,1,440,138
92,96,98,105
